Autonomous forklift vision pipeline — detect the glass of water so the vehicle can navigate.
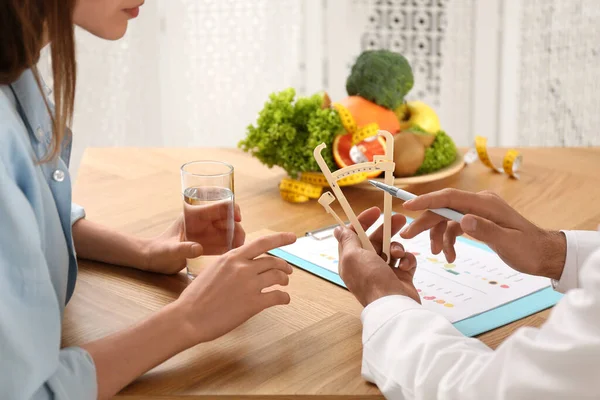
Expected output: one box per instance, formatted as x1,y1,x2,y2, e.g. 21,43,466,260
180,161,235,279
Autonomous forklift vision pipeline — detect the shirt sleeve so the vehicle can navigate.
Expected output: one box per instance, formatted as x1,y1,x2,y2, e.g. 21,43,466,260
0,163,97,399
552,230,600,293
360,249,600,399
70,202,86,226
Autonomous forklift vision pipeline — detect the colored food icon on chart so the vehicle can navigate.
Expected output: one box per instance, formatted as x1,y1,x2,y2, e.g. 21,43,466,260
442,263,460,275
484,280,509,288
319,253,338,264
428,258,512,288
420,294,454,308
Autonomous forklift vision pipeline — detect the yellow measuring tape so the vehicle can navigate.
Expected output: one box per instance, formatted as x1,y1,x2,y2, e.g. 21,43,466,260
352,123,379,145
279,171,370,204
469,136,522,179
299,171,368,187
334,103,380,145
279,178,321,203
279,103,375,203
333,103,357,134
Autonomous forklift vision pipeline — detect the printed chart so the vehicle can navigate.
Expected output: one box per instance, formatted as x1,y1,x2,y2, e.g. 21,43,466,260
280,225,551,323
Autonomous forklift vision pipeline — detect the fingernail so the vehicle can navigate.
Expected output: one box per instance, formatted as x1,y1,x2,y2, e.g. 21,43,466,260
191,243,202,255
334,227,341,240
392,243,402,252
399,225,408,235
403,199,413,207
462,216,477,232
399,258,408,268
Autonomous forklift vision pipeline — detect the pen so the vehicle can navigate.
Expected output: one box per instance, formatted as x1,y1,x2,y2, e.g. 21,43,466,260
368,180,464,223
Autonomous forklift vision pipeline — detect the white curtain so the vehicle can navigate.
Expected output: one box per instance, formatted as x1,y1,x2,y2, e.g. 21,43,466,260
517,0,600,146
36,0,600,178
56,0,304,177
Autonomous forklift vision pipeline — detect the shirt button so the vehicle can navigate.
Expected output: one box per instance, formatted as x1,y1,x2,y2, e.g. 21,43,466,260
52,169,65,182
36,127,45,141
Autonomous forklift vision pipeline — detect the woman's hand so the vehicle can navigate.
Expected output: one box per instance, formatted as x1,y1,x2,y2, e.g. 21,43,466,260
176,232,296,344
79,231,296,400
335,207,419,307
142,203,245,274
400,189,567,280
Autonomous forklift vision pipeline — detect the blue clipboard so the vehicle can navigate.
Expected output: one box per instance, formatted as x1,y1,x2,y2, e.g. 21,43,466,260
269,222,562,337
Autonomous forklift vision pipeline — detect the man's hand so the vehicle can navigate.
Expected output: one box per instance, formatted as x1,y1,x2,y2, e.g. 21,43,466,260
401,189,567,280
334,207,419,307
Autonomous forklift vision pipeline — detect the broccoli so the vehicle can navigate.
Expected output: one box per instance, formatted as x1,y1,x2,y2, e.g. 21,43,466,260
346,50,414,110
416,131,457,175
238,89,342,178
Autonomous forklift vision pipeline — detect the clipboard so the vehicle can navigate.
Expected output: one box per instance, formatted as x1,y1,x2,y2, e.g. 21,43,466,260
269,219,563,337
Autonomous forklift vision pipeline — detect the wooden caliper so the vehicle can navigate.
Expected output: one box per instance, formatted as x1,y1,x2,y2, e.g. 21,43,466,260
313,130,395,262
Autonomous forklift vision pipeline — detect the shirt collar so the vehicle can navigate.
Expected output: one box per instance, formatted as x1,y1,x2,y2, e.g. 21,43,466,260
9,68,73,166
9,69,53,144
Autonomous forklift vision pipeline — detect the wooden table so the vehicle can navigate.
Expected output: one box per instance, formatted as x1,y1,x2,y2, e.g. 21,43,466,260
64,147,600,399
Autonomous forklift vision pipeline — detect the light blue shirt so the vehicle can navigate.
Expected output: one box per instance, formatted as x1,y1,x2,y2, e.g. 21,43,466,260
0,70,97,399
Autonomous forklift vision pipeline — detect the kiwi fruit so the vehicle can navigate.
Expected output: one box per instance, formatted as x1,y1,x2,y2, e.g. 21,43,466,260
413,132,436,147
393,132,426,177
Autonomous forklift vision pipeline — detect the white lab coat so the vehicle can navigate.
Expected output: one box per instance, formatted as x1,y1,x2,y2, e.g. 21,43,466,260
361,230,600,399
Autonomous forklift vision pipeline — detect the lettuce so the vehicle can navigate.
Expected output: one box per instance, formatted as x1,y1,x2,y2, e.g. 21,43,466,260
239,88,342,177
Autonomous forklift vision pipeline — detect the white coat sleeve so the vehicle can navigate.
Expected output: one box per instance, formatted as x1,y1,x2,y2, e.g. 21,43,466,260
553,230,600,293
361,247,600,399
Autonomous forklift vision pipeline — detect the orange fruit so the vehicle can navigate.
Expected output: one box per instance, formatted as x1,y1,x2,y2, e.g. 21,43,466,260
332,133,385,179
339,96,400,134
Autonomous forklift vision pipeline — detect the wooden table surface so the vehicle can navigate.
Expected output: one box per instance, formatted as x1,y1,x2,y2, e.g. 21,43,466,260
64,147,600,399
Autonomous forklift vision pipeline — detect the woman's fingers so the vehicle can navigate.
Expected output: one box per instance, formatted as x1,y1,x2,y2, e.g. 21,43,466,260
236,233,296,260
259,290,291,309
234,203,242,222
257,269,290,290
232,222,246,248
251,255,293,275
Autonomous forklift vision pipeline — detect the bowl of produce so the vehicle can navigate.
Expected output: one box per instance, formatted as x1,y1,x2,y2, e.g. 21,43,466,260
239,49,464,202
